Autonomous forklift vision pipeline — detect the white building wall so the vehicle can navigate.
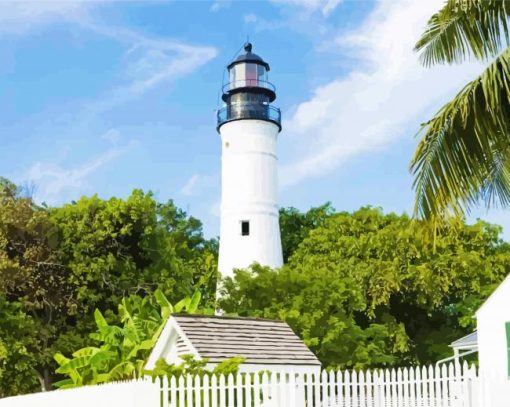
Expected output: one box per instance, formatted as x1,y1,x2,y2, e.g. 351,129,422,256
218,119,283,278
476,276,510,379
0,379,159,407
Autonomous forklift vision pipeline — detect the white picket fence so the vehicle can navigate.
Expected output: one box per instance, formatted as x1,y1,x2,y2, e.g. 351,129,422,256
157,362,509,407
2,362,510,407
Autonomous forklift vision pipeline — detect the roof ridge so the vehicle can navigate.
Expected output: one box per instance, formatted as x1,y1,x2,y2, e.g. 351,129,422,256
171,313,285,324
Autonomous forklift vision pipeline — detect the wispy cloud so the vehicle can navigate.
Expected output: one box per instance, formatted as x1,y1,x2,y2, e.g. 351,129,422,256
210,0,231,13
181,174,202,197
0,2,217,114
180,173,218,197
280,0,483,187
269,0,343,17
22,137,136,204
75,21,218,114
0,0,92,35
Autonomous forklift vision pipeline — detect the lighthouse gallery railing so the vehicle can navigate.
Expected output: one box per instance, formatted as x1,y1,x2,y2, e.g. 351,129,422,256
217,103,281,129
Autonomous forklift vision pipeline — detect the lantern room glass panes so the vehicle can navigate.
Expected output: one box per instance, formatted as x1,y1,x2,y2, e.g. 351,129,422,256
245,63,257,85
229,63,268,89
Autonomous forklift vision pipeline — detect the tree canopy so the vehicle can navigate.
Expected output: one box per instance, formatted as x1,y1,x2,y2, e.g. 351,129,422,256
221,207,510,369
2,177,509,396
0,179,217,396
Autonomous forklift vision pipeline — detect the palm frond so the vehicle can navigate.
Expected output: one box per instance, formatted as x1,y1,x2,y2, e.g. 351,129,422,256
416,0,510,66
411,47,510,219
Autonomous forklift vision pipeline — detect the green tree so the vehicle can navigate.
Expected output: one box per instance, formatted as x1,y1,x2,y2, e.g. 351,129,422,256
0,296,39,398
221,207,510,368
0,179,218,395
411,0,510,219
279,203,334,262
0,177,67,393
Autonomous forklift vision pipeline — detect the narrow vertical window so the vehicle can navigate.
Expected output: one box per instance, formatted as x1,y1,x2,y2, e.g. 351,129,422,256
241,221,250,236
506,322,510,377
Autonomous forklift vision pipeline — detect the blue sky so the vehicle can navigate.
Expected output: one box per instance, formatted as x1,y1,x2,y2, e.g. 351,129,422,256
1,0,509,239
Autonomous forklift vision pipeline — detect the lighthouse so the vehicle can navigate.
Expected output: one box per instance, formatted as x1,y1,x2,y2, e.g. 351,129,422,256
217,43,283,278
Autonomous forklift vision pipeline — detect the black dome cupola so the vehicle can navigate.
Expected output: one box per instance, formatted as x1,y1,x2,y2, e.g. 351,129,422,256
217,42,281,131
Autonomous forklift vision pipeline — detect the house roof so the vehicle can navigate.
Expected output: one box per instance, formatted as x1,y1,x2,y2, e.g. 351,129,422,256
450,331,478,350
148,314,321,367
173,314,321,365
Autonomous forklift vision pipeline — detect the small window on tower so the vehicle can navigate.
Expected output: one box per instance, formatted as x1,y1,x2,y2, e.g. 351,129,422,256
241,221,250,236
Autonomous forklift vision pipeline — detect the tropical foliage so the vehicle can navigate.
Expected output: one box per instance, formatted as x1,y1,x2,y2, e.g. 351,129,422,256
411,0,510,219
54,290,244,388
53,290,202,388
221,207,510,369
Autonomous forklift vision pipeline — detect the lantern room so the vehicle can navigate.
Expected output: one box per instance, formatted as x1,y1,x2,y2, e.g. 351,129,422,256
222,42,275,102
217,42,281,131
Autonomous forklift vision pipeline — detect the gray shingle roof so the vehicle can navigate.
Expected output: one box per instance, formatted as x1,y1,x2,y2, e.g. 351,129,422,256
173,314,321,366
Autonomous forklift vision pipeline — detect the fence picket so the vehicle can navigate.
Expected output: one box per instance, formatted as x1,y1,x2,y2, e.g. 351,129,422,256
352,370,359,407
279,372,288,407
328,370,335,406
261,372,270,406
270,372,278,407
253,372,260,407
168,376,175,407
227,374,235,407
409,367,415,407
396,368,403,407
203,375,210,407
320,370,327,406
211,375,218,407
219,374,226,407
435,364,442,407
345,369,351,407
246,373,252,407
448,363,457,407
359,370,366,407
289,372,296,407
236,373,244,407
402,368,409,407
336,370,344,407
312,372,320,407
427,365,434,407
366,370,373,407
373,370,380,407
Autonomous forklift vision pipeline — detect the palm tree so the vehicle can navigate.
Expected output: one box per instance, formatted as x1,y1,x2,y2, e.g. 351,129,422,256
411,0,510,220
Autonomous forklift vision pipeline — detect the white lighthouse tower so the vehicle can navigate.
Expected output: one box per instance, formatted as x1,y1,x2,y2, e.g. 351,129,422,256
217,43,283,278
